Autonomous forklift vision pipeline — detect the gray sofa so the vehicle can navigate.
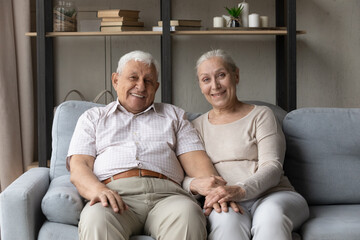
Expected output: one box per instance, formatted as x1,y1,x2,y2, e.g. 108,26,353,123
1,100,360,240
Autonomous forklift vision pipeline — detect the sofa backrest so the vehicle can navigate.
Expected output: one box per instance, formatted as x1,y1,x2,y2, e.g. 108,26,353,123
50,100,287,180
283,108,360,205
50,101,103,180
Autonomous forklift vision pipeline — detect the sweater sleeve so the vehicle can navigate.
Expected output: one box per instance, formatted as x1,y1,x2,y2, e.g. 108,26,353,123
236,108,286,200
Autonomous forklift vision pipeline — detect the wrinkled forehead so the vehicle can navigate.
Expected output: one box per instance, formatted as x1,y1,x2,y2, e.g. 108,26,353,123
123,60,158,78
197,57,229,73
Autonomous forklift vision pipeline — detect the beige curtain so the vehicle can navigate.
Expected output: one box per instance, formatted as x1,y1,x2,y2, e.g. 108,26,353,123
0,0,34,191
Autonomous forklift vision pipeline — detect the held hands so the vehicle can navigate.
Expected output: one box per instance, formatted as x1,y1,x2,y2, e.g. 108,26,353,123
191,176,246,216
190,175,227,195
204,201,244,216
204,185,246,210
89,187,128,214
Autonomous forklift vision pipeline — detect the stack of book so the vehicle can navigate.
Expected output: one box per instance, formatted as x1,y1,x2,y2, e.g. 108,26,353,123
97,9,144,32
152,19,202,31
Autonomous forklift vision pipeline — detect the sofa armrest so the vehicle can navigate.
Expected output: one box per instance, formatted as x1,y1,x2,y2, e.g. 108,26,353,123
1,167,50,240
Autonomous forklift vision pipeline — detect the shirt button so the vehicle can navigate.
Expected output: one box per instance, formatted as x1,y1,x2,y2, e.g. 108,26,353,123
137,162,142,168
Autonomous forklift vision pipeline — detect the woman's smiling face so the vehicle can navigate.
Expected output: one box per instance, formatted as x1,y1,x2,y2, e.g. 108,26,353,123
197,56,239,110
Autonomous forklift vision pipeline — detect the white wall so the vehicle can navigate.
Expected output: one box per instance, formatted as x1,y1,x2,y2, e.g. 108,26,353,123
33,0,360,111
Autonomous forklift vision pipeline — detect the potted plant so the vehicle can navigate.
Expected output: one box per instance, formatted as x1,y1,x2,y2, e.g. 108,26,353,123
225,5,244,27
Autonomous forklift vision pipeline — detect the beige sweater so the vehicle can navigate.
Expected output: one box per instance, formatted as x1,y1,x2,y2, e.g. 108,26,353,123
190,105,294,201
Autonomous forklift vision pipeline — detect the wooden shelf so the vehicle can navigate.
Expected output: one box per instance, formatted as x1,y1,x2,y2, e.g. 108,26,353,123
26,29,306,37
172,29,306,35
26,31,162,37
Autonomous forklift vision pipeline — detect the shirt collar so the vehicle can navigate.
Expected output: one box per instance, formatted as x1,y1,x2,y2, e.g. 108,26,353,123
108,99,163,117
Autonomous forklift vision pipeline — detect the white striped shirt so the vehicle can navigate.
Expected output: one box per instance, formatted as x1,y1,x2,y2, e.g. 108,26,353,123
67,101,204,184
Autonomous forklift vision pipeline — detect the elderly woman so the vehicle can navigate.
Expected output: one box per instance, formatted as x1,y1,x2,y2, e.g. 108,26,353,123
184,49,309,240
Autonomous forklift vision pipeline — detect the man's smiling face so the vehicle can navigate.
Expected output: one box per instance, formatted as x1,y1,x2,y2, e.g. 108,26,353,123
112,60,159,114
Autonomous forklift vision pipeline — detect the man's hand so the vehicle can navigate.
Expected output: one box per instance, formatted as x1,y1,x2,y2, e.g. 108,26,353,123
204,185,246,208
69,154,129,214
90,188,128,214
190,175,227,195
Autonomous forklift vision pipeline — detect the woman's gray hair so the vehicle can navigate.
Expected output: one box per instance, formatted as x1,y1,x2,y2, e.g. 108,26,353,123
116,50,159,78
196,49,238,73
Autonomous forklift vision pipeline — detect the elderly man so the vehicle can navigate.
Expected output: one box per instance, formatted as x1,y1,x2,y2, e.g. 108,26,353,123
67,50,222,240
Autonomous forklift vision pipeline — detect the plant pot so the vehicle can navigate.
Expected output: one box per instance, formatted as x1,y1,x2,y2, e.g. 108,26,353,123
230,19,241,27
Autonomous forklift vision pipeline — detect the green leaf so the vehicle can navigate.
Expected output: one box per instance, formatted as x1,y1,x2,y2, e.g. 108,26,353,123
224,6,243,18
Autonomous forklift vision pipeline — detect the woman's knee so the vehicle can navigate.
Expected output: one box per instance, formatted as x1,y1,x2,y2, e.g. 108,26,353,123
208,208,251,240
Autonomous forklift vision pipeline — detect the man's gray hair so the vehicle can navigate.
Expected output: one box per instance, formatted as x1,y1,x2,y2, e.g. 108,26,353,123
116,50,159,77
196,49,238,73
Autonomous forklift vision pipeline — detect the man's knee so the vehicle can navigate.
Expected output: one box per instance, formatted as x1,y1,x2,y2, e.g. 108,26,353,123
79,203,133,240
79,203,106,230
172,199,206,231
147,196,207,239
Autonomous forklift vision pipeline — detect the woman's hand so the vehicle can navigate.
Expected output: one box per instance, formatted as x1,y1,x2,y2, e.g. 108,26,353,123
204,201,244,216
204,185,246,208
190,175,227,195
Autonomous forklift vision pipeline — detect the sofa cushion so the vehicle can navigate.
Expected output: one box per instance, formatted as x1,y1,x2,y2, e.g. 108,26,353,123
300,205,360,240
42,175,84,225
283,108,360,205
38,221,79,240
50,101,103,180
38,221,155,240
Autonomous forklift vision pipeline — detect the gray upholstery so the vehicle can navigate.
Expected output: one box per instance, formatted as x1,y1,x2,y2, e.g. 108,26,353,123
50,101,103,180
283,108,360,240
41,175,83,225
0,167,50,240
301,205,360,240
38,221,78,240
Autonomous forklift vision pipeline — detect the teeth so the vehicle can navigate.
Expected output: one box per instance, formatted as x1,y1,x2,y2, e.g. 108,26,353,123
211,90,225,97
131,93,145,98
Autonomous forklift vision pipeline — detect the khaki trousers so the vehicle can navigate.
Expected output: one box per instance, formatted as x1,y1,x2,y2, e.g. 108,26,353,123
79,177,207,240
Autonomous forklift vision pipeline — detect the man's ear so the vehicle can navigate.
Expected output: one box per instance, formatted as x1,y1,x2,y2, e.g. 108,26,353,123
112,72,118,88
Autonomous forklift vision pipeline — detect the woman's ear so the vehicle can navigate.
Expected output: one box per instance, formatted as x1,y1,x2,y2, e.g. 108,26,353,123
235,68,240,84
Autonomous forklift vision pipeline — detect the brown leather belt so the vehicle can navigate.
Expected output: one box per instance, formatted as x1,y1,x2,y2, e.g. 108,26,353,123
102,169,177,185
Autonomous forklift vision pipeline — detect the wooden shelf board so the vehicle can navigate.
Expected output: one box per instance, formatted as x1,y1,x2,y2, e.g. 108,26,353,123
172,30,306,35
26,31,162,37
26,29,306,37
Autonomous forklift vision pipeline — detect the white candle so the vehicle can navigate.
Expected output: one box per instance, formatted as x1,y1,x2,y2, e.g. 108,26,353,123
260,16,269,27
213,16,224,28
249,13,260,28
238,1,249,27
